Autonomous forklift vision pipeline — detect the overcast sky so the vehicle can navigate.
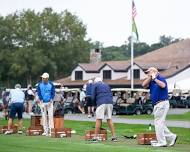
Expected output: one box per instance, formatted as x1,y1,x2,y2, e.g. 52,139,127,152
0,0,190,46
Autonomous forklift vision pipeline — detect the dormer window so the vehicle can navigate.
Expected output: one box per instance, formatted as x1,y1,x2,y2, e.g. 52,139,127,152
134,69,140,79
75,71,83,80
103,70,111,79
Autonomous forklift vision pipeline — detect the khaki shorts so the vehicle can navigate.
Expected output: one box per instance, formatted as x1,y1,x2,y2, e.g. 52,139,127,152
96,104,113,120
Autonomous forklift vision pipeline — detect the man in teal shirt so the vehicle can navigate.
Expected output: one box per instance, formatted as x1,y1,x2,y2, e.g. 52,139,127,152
37,72,55,136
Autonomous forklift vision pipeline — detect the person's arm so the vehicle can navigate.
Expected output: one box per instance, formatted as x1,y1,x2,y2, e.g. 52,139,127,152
50,82,55,101
151,73,166,88
91,85,96,103
153,78,166,88
142,76,151,88
37,83,43,101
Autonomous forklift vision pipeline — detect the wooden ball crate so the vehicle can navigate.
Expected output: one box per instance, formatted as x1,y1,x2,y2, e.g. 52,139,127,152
85,128,107,141
26,115,43,136
0,125,18,134
51,128,71,138
137,132,156,145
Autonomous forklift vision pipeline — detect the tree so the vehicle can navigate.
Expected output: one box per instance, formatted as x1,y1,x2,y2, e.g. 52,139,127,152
0,8,91,87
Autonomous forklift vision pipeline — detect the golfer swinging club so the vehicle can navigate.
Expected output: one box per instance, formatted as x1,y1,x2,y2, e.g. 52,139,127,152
142,67,177,147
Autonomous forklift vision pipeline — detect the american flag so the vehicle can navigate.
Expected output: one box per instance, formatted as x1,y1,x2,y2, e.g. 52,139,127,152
132,0,137,19
132,0,138,40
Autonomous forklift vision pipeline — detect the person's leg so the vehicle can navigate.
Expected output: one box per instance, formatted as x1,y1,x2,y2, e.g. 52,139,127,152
28,100,33,114
88,106,91,117
93,104,105,141
77,104,84,113
153,102,167,145
42,104,48,134
17,119,23,133
7,104,16,131
162,101,177,145
106,104,117,141
7,118,13,130
107,119,116,137
91,106,95,116
95,119,102,137
47,102,54,135
17,103,24,132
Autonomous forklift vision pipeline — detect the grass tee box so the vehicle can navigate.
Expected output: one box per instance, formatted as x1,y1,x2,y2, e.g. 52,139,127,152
0,119,190,152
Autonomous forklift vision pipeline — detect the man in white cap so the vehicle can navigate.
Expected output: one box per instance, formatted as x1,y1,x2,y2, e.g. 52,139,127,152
91,77,117,142
142,67,177,147
37,72,55,136
4,84,25,134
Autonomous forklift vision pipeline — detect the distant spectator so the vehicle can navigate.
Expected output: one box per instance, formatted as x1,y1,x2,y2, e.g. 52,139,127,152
4,84,25,135
86,80,95,118
1,88,9,120
79,88,86,114
25,85,35,115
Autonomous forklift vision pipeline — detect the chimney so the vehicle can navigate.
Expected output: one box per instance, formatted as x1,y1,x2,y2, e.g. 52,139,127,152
90,48,101,63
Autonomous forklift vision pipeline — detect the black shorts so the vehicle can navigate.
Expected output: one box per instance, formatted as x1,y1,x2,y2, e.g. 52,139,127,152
9,103,24,119
86,96,96,107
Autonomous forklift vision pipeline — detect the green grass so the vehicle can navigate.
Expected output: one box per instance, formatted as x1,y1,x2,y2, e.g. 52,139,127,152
0,119,190,152
119,112,190,121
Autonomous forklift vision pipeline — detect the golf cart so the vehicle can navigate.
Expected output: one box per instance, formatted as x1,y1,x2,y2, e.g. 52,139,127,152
111,88,152,115
169,89,190,108
62,88,84,114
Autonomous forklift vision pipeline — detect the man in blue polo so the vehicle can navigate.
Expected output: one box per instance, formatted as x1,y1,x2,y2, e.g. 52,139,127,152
37,72,55,136
142,67,177,147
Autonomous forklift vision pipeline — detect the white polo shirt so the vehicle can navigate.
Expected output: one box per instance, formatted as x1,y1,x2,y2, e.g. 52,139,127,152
10,88,25,103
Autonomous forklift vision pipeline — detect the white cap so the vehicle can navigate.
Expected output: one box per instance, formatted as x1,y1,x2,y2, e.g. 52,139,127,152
145,67,158,73
41,72,49,78
94,77,102,83
88,80,93,84
15,84,21,89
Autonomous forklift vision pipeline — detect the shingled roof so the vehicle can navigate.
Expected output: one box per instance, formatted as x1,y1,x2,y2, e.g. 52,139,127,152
55,39,190,87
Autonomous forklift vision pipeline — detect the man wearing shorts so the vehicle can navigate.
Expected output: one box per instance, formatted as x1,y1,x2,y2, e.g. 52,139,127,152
4,84,25,134
91,77,117,142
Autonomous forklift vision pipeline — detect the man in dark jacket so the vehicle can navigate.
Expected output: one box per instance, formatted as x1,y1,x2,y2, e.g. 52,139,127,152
91,77,117,142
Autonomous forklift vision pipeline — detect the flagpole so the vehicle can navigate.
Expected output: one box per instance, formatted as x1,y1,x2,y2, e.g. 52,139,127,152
131,33,134,89
131,0,134,89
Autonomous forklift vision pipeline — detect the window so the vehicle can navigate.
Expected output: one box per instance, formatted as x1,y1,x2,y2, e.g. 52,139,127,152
134,69,140,79
103,70,111,79
75,71,83,80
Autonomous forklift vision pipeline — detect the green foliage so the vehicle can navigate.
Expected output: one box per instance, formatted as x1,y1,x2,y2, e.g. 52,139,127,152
0,8,91,87
0,6,182,88
101,35,181,61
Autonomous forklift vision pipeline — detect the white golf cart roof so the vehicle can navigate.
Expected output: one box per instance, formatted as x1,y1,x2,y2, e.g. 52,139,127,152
111,88,149,93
